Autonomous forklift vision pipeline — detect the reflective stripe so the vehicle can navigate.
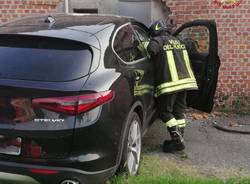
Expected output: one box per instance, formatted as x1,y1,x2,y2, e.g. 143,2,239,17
176,119,186,125
156,78,198,92
134,84,154,96
135,70,145,78
143,41,149,50
166,50,179,81
135,84,154,91
155,23,161,31
183,50,195,79
166,118,178,128
156,82,198,97
137,44,144,53
179,124,186,128
138,41,150,58
176,119,186,127
143,41,150,58
134,89,153,96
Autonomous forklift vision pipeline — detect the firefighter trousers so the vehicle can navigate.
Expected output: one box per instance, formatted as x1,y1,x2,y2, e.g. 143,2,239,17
157,91,187,128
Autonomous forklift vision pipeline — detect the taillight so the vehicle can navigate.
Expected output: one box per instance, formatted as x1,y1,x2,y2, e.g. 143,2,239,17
30,169,59,175
32,90,115,115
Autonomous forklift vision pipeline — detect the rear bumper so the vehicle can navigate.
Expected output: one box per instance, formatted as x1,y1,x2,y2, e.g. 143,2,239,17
0,161,116,184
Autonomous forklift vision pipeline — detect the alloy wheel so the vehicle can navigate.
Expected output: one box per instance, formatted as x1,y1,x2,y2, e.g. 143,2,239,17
127,119,141,175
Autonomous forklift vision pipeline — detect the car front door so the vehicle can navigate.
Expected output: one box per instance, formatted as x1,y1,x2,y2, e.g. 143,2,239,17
132,23,155,115
174,20,220,113
113,23,155,127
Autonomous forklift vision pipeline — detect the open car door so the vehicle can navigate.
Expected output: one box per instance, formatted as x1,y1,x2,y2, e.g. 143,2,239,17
174,20,220,113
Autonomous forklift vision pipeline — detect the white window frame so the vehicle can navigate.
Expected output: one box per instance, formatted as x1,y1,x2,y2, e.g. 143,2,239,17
112,22,147,65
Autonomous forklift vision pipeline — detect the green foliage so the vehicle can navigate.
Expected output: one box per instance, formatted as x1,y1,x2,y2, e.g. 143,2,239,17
216,92,250,115
232,93,250,115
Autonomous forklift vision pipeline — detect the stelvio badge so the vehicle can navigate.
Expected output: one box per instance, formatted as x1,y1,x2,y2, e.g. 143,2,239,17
212,0,243,9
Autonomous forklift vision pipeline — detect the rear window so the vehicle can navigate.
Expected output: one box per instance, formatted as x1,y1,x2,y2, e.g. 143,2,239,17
0,35,92,82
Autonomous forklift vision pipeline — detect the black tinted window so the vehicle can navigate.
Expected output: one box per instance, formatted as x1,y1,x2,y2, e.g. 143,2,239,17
0,36,92,82
114,24,145,63
134,26,149,42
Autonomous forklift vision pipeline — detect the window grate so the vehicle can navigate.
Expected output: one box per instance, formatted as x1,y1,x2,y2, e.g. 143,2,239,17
73,9,98,14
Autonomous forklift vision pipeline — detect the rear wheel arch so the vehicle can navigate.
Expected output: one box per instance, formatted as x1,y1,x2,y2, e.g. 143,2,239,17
134,105,144,127
115,101,144,170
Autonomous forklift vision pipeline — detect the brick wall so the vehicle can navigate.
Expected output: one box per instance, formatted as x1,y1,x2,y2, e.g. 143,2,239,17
164,0,250,108
0,0,61,23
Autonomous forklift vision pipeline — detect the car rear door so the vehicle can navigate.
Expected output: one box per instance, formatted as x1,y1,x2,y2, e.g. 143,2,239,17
173,20,220,113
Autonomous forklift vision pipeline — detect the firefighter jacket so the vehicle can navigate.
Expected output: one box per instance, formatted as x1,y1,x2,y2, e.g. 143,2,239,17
147,34,198,97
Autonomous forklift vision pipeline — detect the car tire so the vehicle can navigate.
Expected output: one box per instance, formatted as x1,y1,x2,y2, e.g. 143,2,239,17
118,112,142,176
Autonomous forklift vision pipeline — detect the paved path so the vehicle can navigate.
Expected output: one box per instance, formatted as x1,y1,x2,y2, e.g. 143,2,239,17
143,116,250,176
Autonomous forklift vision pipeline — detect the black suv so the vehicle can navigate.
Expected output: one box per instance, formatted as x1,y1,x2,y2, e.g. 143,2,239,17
0,14,220,184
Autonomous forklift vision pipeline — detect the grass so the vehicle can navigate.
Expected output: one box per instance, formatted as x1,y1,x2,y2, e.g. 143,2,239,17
108,175,250,184
107,155,250,184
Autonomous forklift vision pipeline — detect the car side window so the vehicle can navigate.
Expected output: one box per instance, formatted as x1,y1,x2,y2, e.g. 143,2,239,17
133,26,150,43
133,25,150,58
113,24,145,63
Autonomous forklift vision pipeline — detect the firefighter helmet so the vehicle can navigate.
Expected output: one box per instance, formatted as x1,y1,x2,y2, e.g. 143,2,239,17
149,19,167,37
149,19,177,36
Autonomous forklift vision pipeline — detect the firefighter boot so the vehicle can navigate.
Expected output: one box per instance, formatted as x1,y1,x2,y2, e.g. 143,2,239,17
163,126,185,153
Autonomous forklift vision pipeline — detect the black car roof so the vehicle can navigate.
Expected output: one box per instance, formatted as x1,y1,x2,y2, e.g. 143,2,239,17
0,14,134,49
0,14,132,34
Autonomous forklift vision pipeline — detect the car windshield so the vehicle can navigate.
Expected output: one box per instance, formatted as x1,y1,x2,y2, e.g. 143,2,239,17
0,36,92,82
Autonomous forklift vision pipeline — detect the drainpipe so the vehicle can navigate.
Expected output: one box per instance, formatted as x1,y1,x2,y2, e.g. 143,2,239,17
65,0,69,13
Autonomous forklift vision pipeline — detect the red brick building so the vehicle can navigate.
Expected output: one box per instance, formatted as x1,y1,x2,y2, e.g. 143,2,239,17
164,0,250,109
0,0,249,109
0,0,62,22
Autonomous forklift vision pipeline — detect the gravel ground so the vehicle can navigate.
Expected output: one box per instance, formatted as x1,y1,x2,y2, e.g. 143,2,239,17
142,115,250,177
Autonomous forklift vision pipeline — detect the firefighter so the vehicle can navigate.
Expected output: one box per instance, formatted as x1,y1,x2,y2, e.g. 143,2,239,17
147,20,198,153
